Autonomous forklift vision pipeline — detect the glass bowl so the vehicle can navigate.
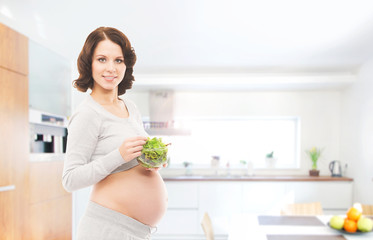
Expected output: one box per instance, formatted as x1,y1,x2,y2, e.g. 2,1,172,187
137,147,168,168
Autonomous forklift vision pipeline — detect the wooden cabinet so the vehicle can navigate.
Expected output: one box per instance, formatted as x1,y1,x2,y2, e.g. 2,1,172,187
29,193,72,240
0,23,72,240
0,68,29,184
0,24,29,240
0,190,15,240
28,161,72,240
0,23,28,75
29,161,69,204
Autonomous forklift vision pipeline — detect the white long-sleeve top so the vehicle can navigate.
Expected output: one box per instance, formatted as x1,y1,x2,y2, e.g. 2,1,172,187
62,95,148,192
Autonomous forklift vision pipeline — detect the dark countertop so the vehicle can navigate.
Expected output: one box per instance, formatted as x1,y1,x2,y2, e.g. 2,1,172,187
162,175,353,182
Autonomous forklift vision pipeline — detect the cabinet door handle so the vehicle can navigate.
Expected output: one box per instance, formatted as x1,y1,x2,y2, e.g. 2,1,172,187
0,185,16,192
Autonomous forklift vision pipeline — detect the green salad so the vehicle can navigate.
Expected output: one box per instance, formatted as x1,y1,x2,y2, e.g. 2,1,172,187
137,137,169,168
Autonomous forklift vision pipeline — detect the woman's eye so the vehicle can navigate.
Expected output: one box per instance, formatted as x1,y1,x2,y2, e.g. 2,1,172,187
116,59,124,63
98,58,106,62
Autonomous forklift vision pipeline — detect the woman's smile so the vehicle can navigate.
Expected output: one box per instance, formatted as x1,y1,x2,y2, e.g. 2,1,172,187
103,75,116,81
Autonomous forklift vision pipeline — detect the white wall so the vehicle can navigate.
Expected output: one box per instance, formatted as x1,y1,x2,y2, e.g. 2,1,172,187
341,60,373,204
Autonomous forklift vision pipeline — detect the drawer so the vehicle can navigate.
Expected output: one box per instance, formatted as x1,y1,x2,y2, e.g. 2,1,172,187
166,182,198,209
155,209,199,235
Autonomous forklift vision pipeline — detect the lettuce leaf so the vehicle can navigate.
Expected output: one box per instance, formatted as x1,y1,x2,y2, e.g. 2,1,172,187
137,137,169,168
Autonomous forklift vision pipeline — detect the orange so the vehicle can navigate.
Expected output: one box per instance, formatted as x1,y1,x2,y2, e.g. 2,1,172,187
344,218,358,233
347,207,362,221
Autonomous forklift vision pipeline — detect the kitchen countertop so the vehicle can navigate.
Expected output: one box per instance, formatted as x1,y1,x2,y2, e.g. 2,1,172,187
162,175,353,182
29,153,65,162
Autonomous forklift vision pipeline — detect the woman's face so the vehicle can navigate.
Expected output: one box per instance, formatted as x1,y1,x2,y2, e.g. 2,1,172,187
91,39,126,94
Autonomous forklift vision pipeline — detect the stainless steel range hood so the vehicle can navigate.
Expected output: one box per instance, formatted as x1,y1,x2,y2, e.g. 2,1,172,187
145,90,190,136
149,90,174,123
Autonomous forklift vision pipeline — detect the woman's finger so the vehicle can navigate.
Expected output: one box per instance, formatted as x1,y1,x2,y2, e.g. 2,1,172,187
125,139,146,149
126,136,148,142
127,145,143,154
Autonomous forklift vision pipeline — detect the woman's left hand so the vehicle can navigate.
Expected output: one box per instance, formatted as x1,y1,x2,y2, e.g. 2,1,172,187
146,163,168,172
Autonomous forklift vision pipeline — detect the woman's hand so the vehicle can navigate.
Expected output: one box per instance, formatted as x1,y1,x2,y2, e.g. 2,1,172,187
146,163,168,172
119,136,147,162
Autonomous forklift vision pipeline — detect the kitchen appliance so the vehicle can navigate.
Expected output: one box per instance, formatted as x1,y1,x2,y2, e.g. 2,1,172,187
145,90,191,136
29,108,67,154
329,160,342,177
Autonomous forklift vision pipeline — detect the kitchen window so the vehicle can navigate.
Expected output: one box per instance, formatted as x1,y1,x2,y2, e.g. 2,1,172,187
159,117,300,169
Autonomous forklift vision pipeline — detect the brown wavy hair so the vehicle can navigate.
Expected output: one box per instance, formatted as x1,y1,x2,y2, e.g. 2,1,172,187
73,27,136,95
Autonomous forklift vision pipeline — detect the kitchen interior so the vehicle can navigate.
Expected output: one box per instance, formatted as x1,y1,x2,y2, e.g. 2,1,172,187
1,1,373,240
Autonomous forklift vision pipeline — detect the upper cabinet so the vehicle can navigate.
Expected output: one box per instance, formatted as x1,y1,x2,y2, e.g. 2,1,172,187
0,23,28,75
0,22,72,117
0,23,30,239
29,40,71,116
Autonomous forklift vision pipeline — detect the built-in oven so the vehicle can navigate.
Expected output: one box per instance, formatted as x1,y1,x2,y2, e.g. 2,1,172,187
29,108,68,161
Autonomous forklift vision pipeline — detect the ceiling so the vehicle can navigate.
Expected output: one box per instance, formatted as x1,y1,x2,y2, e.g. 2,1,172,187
2,0,373,81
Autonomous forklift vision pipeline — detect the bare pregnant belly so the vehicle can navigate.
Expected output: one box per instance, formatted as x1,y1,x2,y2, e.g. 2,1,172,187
90,165,168,227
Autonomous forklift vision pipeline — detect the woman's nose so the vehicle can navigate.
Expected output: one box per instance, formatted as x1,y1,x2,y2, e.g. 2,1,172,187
106,62,116,72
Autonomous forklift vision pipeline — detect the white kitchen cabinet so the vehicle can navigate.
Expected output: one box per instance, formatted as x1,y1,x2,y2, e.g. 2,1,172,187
154,182,200,237
198,182,242,235
29,40,71,116
166,182,199,209
154,179,353,239
156,209,199,235
285,181,353,212
242,182,287,214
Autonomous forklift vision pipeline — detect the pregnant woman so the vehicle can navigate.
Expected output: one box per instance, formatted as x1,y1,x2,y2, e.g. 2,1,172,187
62,27,168,240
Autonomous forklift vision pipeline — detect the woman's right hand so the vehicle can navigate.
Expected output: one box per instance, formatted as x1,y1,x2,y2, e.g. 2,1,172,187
119,136,148,162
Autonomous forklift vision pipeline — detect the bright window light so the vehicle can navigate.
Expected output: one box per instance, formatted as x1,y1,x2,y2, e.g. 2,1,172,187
158,117,300,169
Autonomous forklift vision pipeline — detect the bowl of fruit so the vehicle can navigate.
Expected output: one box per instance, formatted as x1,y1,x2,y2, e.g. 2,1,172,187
329,204,373,234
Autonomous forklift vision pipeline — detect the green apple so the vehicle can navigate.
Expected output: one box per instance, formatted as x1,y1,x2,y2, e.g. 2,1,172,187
330,216,345,230
357,217,373,232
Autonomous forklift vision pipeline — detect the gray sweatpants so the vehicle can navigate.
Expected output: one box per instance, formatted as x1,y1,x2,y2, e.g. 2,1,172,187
77,201,156,240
